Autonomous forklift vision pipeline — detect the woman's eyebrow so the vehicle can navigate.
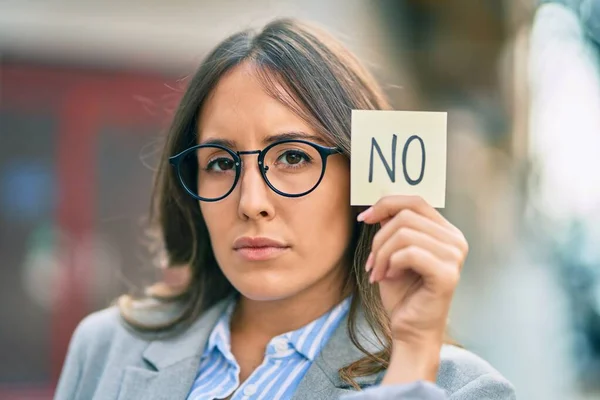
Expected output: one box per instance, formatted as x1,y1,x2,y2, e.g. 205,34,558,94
198,131,326,149
263,131,325,145
198,137,238,148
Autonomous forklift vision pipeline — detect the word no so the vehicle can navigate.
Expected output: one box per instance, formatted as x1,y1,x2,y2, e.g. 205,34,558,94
368,134,426,185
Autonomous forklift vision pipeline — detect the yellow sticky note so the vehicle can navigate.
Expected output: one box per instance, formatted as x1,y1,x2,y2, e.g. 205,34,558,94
350,110,447,208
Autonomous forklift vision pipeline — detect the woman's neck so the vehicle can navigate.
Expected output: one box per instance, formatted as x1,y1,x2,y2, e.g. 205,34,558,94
230,282,349,340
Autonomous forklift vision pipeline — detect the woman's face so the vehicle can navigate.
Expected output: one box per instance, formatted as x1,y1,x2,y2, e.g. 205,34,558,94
197,63,353,302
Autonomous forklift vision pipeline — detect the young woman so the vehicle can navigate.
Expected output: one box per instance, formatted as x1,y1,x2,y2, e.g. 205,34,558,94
55,19,515,400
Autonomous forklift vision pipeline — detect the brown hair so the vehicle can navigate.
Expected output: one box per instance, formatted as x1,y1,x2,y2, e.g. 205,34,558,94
120,18,444,389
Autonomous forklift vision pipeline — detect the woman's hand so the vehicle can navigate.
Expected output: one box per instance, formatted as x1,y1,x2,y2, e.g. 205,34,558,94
357,195,468,383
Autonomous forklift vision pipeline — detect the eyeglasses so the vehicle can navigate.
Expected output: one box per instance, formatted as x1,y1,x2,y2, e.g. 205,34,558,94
169,139,342,202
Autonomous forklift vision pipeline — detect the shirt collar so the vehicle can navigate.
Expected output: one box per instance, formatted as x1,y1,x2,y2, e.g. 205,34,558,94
202,296,352,362
202,300,236,361
287,296,352,361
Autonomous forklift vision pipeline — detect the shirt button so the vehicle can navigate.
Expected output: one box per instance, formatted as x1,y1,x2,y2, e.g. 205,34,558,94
243,384,257,396
272,338,289,354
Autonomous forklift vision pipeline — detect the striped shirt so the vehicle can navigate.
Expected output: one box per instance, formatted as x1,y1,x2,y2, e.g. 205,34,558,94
186,296,352,400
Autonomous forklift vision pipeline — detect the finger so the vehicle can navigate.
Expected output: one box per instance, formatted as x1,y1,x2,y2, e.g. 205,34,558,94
358,195,455,231
369,227,463,283
368,209,466,271
383,246,459,295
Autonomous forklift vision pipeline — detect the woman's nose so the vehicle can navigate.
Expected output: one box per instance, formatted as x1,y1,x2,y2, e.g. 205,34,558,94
236,157,275,221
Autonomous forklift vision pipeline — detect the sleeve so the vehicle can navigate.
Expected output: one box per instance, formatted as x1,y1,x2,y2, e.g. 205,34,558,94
339,374,516,400
449,373,516,400
53,321,88,400
340,381,448,400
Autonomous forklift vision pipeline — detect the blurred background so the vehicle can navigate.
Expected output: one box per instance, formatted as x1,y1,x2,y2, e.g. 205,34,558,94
1,0,599,398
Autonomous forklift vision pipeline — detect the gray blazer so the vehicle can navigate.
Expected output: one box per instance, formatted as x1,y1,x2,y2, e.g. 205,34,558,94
54,298,515,399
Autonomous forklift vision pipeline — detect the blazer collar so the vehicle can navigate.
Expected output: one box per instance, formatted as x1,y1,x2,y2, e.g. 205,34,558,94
117,297,231,400
140,297,231,370
117,297,384,400
291,308,386,399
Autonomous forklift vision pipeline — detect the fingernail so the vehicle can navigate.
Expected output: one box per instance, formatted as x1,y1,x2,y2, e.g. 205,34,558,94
357,207,373,222
365,252,373,272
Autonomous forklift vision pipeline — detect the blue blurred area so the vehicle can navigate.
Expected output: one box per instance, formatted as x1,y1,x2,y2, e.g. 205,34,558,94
1,160,56,222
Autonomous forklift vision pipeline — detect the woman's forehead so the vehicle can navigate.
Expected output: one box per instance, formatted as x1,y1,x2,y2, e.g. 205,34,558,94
196,63,326,146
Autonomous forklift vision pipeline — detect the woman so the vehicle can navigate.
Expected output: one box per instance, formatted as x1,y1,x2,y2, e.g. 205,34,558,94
55,19,515,399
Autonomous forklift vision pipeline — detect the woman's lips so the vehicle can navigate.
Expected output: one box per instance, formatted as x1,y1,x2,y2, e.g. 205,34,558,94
233,237,290,261
235,246,290,261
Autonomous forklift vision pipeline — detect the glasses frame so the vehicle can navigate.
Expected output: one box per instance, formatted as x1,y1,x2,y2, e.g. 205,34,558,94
169,139,342,202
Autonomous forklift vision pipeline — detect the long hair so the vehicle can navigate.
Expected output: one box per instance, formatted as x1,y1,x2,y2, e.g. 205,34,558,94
119,18,440,389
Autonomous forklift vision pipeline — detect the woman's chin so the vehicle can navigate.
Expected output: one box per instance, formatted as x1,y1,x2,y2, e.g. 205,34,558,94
228,272,309,301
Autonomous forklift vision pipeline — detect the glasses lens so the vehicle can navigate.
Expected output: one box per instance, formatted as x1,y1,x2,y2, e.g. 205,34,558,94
180,146,237,200
263,141,323,195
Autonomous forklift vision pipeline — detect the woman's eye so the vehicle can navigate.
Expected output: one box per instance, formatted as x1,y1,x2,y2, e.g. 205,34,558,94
278,150,310,165
207,158,235,171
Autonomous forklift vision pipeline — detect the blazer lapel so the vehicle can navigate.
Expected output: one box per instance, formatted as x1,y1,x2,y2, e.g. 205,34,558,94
292,309,386,399
115,298,384,400
117,357,203,400
116,298,231,400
